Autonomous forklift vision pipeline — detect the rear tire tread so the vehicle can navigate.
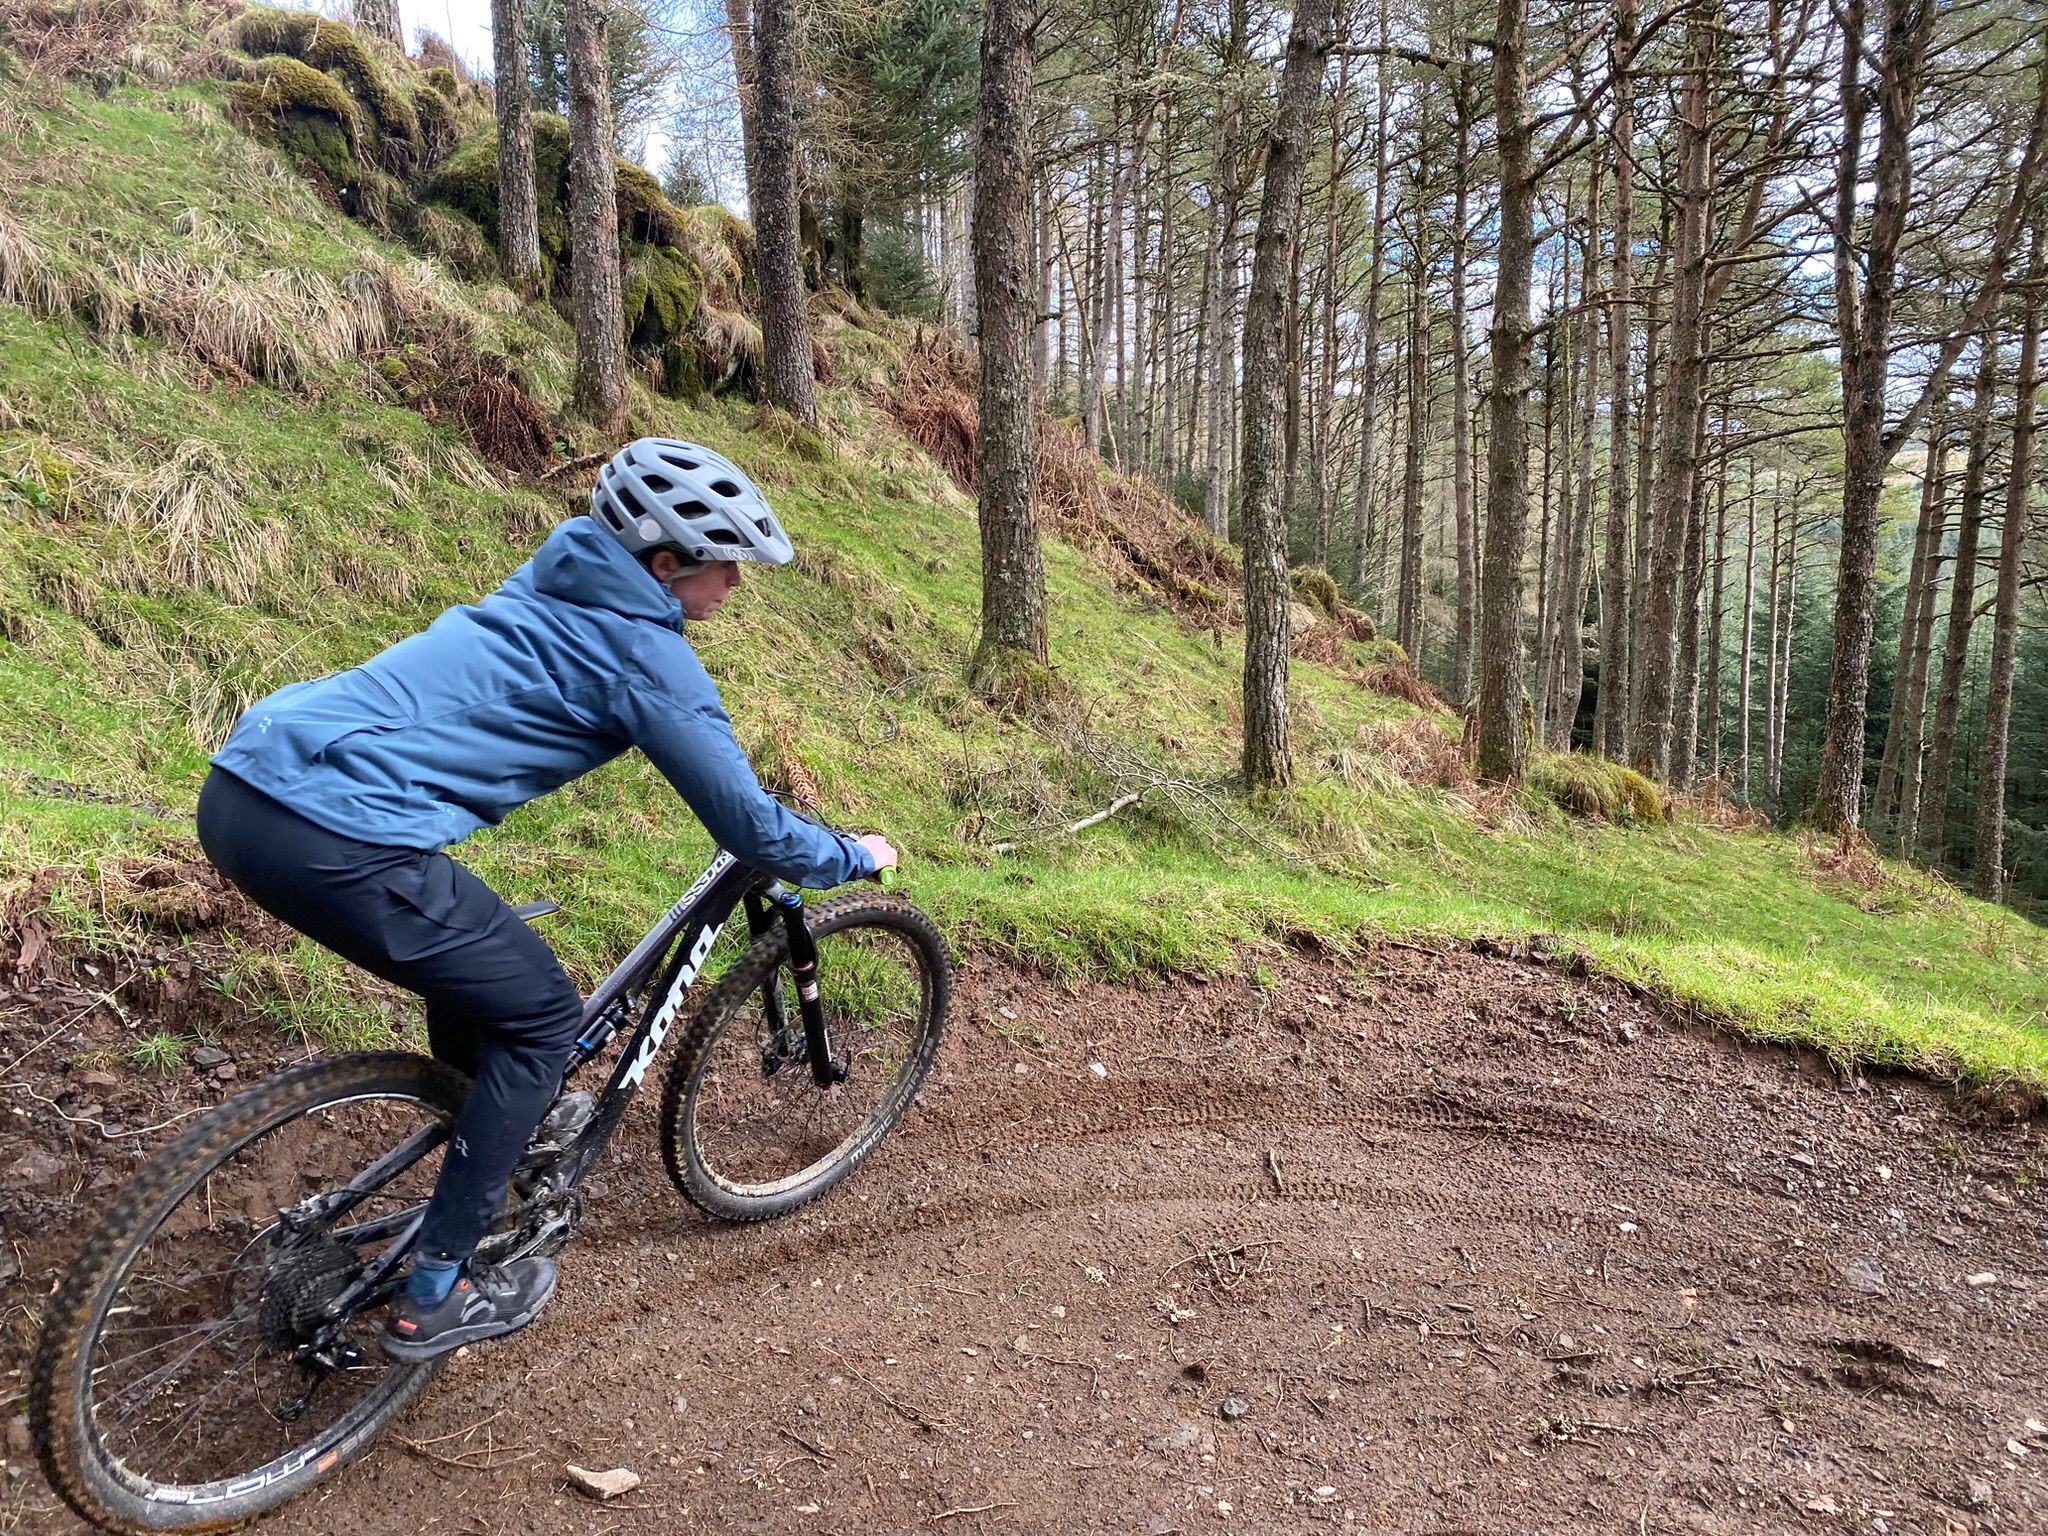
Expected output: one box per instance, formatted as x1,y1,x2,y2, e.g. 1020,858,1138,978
30,1051,465,1535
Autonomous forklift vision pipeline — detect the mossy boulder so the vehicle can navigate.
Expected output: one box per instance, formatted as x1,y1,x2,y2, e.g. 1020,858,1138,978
1290,565,1341,620
423,65,461,102
409,79,459,171
426,116,573,274
230,55,366,194
624,243,702,351
615,161,683,247
235,5,320,57
302,19,419,173
1527,752,1669,825
234,9,420,175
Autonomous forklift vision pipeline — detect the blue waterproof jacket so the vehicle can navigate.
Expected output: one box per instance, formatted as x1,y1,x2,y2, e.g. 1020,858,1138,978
212,516,872,888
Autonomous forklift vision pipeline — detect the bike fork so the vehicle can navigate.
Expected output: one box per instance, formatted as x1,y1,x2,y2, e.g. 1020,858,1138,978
765,885,845,1086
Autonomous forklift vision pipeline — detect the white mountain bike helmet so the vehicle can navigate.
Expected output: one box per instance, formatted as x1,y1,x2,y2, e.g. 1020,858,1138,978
590,438,794,565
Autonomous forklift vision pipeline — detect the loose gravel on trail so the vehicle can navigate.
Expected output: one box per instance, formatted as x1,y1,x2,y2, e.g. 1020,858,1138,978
4,940,2045,1534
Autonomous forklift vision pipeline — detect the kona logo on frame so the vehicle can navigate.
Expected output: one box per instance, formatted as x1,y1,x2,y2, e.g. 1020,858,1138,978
622,922,722,1087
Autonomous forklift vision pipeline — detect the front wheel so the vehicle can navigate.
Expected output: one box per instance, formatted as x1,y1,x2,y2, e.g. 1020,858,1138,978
659,893,950,1221
30,1052,467,1534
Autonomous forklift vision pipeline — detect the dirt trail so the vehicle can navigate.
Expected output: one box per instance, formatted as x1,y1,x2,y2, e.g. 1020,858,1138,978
4,941,2046,1535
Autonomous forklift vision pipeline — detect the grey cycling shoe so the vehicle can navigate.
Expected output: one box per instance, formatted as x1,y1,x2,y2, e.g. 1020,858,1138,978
381,1256,558,1362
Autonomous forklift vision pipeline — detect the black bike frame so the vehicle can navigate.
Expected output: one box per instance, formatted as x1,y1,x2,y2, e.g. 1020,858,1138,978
555,849,757,1172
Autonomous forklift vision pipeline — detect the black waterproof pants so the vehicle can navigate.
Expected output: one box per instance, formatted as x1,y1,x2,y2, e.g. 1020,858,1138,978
195,768,583,1266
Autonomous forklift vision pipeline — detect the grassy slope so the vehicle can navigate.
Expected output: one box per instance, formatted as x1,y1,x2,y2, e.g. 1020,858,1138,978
1,74,2043,1090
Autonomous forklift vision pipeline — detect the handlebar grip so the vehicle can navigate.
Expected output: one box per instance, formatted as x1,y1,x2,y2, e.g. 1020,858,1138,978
872,865,897,889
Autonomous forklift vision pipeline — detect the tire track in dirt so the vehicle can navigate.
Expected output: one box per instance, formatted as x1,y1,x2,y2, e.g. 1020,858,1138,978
9,944,2046,1535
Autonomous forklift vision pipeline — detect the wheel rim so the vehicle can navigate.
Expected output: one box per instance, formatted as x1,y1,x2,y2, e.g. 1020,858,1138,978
79,1090,448,1505
687,920,931,1199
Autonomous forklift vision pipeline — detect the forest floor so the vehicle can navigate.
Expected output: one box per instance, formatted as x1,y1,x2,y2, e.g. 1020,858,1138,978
3,924,2043,1535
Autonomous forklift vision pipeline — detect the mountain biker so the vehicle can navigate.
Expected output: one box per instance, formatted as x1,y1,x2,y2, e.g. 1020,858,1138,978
195,438,896,1362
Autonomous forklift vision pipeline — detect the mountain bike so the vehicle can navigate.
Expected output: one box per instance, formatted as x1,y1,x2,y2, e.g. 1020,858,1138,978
29,851,950,1534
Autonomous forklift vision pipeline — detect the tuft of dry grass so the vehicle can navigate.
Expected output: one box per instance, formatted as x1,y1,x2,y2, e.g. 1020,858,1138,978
1358,662,1449,711
112,439,291,601
1355,717,1474,793
696,304,763,390
0,207,72,319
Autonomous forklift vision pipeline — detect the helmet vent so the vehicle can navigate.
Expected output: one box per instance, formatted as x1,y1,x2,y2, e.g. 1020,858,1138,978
613,485,653,522
709,478,742,498
706,527,741,545
641,473,674,493
659,452,701,472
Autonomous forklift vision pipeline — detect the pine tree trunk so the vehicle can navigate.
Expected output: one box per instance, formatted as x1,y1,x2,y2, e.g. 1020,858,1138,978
1158,146,1178,480
1352,19,1392,602
1450,81,1478,708
1131,181,1152,473
1240,0,1338,790
1477,0,1535,782
1705,453,1728,781
1397,243,1428,663
1199,134,1230,532
1312,57,1349,571
1558,184,1601,747
1627,203,1669,754
1282,234,1303,522
1764,487,1783,801
1892,423,1950,858
1873,410,1947,843
1634,16,1712,783
565,0,625,432
1772,506,1798,800
725,0,760,197
1596,0,1637,761
491,0,541,296
753,0,816,425
1109,125,1128,470
1973,260,2041,899
1919,336,1998,864
355,0,401,49
1032,190,1052,400
1671,407,1708,787
1815,0,1937,832
1081,152,1106,451
1532,324,1558,745
970,0,1048,682
1738,469,1756,802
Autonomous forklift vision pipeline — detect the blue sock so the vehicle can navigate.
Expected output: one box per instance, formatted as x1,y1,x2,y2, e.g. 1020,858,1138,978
406,1256,461,1305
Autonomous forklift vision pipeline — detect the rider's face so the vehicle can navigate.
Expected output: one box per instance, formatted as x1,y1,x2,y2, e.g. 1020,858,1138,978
652,556,743,621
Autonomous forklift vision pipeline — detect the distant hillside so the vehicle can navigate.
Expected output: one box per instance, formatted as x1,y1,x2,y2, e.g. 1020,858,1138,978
0,6,2043,1099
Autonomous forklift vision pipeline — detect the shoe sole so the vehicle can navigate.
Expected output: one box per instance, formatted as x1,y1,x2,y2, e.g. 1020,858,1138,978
379,1268,561,1363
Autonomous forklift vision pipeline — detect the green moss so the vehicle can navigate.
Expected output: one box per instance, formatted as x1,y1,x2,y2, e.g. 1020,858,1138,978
229,56,365,186
1290,565,1340,619
409,78,459,171
1528,752,1669,826
423,65,460,102
301,19,419,172
615,160,684,247
427,116,572,271
624,242,702,352
234,6,321,59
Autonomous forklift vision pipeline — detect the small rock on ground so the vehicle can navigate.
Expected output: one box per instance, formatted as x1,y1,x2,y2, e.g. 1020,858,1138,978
565,1464,641,1500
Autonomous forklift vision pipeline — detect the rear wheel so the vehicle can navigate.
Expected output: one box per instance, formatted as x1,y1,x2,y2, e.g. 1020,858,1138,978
659,894,949,1221
30,1052,466,1534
